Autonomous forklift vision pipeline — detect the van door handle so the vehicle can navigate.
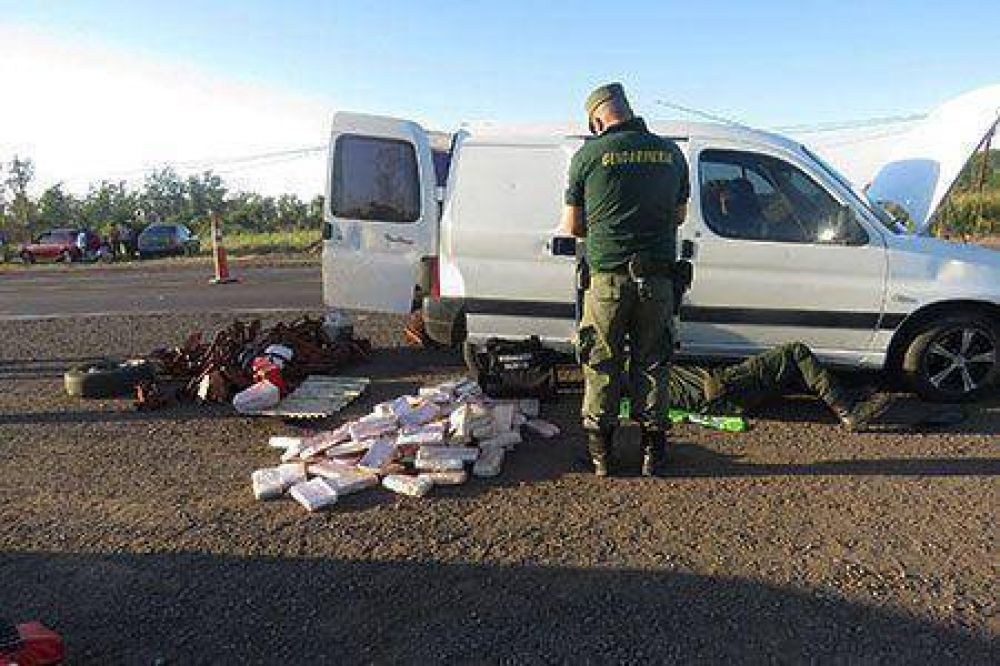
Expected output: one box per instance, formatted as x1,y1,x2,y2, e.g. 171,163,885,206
384,233,414,245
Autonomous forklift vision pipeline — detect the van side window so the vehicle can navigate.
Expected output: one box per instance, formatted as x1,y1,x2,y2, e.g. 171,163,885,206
332,135,421,223
699,149,867,245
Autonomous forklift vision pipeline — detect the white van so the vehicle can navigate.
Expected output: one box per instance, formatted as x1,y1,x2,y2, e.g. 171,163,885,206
322,96,1000,403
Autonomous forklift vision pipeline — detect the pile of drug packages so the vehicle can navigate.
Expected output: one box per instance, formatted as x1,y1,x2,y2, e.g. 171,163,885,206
253,377,560,512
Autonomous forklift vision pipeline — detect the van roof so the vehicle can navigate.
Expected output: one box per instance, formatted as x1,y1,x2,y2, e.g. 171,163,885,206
458,120,803,153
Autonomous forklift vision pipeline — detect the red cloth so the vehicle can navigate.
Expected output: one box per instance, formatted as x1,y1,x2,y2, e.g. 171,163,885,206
0,622,64,666
251,357,288,395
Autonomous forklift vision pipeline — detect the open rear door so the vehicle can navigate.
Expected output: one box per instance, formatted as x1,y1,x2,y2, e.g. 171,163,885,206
322,112,438,313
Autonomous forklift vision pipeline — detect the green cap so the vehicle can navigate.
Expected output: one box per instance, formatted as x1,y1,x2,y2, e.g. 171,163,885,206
584,82,628,117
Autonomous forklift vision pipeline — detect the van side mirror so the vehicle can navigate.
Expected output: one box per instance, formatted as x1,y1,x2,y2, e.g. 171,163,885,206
550,236,577,257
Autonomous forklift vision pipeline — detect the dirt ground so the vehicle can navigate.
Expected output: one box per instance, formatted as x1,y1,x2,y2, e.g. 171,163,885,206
0,312,997,664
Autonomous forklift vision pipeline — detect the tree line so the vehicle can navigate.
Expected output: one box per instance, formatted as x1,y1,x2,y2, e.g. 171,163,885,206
0,156,324,242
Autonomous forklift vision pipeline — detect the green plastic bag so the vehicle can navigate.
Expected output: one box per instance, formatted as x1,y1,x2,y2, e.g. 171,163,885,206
619,398,747,432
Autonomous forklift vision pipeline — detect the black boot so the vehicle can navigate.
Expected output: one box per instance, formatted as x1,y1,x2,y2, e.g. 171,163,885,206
586,428,613,477
834,393,893,432
640,428,667,477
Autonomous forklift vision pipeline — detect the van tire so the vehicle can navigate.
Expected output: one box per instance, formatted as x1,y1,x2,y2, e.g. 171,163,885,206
65,359,155,398
901,314,1000,402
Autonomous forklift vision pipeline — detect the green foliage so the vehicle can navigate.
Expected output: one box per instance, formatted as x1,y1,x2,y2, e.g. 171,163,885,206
933,148,1000,237
0,156,324,245
2,156,36,239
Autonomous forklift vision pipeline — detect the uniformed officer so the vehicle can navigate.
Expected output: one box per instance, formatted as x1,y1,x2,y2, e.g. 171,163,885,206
561,82,690,477
670,341,890,430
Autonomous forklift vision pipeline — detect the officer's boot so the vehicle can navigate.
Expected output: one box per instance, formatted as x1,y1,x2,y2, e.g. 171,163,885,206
586,428,614,477
640,427,668,477
834,393,893,432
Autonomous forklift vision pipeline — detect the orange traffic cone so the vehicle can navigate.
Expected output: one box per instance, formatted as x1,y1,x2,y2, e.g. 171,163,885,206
209,212,238,284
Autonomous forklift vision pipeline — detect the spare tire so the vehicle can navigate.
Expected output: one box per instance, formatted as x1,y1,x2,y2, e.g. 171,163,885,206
64,359,155,398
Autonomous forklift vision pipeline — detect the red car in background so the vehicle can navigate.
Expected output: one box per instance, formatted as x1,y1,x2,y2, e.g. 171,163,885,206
18,228,101,263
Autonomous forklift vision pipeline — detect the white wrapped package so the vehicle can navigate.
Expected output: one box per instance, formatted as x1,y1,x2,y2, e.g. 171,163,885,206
397,421,447,446
418,470,468,486
414,456,464,471
268,435,302,450
492,403,516,433
372,401,395,417
472,423,496,440
526,418,560,438
519,398,541,418
280,440,305,463
358,438,398,473
454,378,482,399
473,444,505,478
232,380,282,414
324,439,374,458
349,415,398,442
418,387,453,404
251,463,307,500
480,431,521,452
299,424,351,458
388,396,439,427
419,445,480,462
512,413,528,428
383,474,434,497
289,478,338,512
308,464,379,495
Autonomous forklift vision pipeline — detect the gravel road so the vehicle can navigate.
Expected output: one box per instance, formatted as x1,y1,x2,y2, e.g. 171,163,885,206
0,311,997,664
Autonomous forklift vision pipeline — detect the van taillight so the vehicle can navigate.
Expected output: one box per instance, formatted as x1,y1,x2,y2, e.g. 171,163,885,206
429,257,440,298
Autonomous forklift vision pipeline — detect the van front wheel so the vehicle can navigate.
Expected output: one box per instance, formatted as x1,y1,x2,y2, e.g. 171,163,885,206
901,314,1000,402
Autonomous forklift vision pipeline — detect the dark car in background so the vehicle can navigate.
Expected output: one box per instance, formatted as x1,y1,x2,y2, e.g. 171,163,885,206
137,223,201,258
18,228,100,263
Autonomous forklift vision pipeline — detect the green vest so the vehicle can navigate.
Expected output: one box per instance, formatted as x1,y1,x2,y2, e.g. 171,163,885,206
565,117,690,272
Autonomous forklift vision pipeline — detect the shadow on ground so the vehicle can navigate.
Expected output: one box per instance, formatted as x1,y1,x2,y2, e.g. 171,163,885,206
2,551,995,664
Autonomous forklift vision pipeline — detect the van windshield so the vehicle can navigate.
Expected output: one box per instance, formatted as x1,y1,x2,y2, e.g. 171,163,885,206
800,145,905,234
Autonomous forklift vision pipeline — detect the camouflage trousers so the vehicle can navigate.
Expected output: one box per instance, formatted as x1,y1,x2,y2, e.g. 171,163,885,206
703,342,851,414
578,272,674,431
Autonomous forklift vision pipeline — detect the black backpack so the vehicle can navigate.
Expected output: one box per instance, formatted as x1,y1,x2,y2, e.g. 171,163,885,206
475,337,559,400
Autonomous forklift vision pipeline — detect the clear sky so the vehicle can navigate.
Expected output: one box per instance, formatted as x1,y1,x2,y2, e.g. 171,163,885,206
1,1,998,195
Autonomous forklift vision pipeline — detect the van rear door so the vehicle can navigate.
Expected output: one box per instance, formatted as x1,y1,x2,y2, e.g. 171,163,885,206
322,112,438,313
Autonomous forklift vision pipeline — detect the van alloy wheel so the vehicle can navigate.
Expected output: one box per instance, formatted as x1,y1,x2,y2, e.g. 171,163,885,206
902,315,1000,402
926,327,995,393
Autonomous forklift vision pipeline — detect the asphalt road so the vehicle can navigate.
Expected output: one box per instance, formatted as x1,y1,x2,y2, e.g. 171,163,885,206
0,264,322,319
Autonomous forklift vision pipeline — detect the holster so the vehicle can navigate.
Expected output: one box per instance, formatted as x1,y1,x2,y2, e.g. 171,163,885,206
626,255,694,315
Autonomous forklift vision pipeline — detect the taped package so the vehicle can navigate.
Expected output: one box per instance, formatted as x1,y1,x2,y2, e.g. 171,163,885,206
251,463,307,500
289,478,338,512
268,435,302,450
473,444,505,478
418,469,468,486
526,418,560,438
396,421,448,447
358,438,398,473
383,474,434,497
308,464,379,495
480,431,521,452
349,415,398,442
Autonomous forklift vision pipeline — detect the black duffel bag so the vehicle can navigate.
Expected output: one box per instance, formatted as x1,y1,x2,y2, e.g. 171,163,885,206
475,336,559,400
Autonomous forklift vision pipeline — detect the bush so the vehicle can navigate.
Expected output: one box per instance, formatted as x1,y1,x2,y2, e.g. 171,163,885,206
932,190,1000,237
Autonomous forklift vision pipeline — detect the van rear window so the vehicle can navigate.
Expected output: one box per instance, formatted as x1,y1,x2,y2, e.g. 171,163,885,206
332,135,421,223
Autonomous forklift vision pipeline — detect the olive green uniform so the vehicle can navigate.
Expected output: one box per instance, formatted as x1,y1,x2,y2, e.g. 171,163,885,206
669,342,852,415
566,116,690,432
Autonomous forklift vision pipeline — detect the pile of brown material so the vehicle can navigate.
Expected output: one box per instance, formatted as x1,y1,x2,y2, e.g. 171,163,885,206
142,316,370,406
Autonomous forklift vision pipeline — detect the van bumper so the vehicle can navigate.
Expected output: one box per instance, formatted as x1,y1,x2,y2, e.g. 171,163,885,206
422,296,465,346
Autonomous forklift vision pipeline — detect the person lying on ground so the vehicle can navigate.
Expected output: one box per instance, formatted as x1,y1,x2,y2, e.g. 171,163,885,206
668,341,890,432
